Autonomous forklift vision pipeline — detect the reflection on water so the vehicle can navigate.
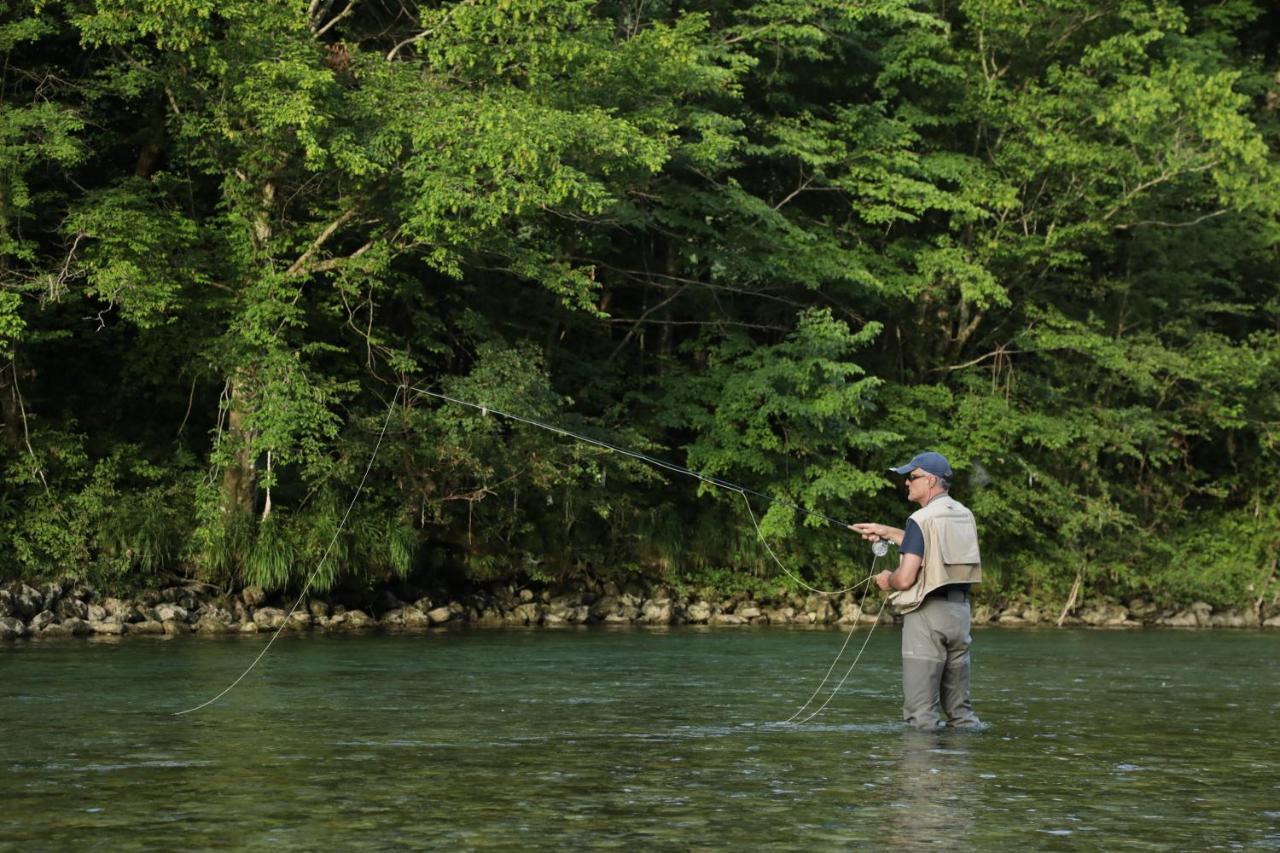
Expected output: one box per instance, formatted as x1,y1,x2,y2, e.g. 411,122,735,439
2,628,1279,849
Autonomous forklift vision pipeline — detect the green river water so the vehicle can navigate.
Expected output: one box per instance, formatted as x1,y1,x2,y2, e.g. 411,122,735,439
3,627,1279,850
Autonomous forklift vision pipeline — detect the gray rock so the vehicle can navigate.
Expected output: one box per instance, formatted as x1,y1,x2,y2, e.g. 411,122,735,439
13,584,43,618
686,601,712,623
0,616,27,639
402,608,432,629
56,598,89,621
602,610,632,624
475,609,505,627
588,596,619,620
971,604,994,624
90,621,125,636
1127,598,1159,621
737,605,762,620
765,606,796,624
308,599,329,620
253,607,287,629
1264,614,1280,629
29,611,56,632
512,603,544,625
709,613,745,626
154,603,188,623
162,620,190,635
40,623,72,639
130,620,166,635
1078,602,1129,627
1160,601,1213,628
285,610,312,630
41,581,63,611
193,615,233,634
0,589,12,618
242,586,267,608
62,617,92,636
344,610,374,629
380,607,406,627
642,599,673,625
1208,609,1253,629
427,606,453,625
87,604,108,622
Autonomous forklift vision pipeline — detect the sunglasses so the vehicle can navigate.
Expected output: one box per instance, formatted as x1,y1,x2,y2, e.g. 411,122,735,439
905,473,931,482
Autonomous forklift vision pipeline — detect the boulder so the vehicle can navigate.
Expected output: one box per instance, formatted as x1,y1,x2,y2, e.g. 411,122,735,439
1161,601,1212,628
62,617,92,636
253,608,287,629
1208,609,1253,629
154,603,188,623
129,620,166,635
1078,602,1129,627
765,606,796,624
512,603,544,625
709,613,745,626
193,615,233,634
240,621,261,633
29,611,56,632
427,606,453,625
41,581,63,611
162,620,190,635
40,623,72,638
641,599,673,625
0,616,27,639
308,599,330,620
56,598,89,621
970,604,994,624
285,610,312,630
737,605,762,620
242,586,267,608
686,601,713,623
402,608,432,629
344,609,374,629
1264,614,1280,629
0,589,11,618
13,584,43,619
102,597,136,621
90,621,125,636
87,604,108,622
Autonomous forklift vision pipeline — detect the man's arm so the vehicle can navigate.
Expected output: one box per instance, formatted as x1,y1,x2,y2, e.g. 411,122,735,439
849,522,905,545
876,552,922,591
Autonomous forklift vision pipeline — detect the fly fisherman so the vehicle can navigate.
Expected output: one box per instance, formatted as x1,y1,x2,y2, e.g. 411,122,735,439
851,452,983,730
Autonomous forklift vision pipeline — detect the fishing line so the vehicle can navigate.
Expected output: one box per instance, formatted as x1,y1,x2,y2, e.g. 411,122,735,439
413,385,885,599
411,386,895,718
408,386,853,529
173,386,403,716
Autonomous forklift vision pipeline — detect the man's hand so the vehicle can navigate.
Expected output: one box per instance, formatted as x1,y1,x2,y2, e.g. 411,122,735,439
850,522,895,543
874,570,893,591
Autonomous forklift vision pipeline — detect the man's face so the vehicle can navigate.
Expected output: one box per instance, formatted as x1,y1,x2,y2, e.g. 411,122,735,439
904,468,934,502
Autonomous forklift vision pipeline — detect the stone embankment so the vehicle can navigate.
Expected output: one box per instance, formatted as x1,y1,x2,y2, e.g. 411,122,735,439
1,579,1277,640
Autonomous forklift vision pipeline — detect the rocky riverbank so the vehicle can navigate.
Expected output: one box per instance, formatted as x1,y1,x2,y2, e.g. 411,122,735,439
1,578,1278,640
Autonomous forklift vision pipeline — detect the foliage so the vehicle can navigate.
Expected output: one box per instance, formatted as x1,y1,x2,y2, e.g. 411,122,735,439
0,0,1274,611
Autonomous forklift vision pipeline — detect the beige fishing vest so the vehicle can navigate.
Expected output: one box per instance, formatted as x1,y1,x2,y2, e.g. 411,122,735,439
889,494,982,615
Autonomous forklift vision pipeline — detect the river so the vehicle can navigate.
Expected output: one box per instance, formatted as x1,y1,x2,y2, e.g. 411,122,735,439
3,627,1278,849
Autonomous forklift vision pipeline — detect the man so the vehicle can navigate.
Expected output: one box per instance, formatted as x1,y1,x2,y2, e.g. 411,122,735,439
851,451,983,730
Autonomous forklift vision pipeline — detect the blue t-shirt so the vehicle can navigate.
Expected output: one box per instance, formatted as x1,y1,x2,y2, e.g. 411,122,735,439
900,519,924,557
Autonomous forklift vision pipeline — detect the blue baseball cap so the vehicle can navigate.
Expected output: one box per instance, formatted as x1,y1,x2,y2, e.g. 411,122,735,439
889,451,952,478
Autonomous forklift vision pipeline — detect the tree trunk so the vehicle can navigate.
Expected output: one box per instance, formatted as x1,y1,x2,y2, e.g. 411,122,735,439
220,372,257,517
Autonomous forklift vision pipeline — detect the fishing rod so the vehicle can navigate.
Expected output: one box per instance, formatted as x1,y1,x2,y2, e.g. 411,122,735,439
408,385,855,530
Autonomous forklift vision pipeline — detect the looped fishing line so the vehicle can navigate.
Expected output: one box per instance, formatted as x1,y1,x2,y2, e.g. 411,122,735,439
173,386,403,716
175,386,888,716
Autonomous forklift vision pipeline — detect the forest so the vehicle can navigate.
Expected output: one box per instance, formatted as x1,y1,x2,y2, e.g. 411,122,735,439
0,0,1276,611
